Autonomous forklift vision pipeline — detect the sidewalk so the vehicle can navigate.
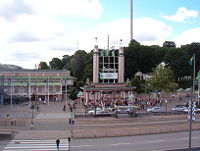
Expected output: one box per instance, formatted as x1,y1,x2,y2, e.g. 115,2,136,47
12,114,200,139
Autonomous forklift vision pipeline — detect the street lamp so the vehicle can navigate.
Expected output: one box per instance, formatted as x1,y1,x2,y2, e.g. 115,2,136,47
30,103,34,129
8,77,13,109
165,99,168,113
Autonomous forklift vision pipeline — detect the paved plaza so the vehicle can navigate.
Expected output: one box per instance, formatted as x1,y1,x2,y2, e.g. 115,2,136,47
0,95,199,141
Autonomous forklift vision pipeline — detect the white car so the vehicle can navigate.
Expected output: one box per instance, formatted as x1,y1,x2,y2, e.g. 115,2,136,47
172,106,187,112
147,107,164,113
117,108,131,114
88,108,102,115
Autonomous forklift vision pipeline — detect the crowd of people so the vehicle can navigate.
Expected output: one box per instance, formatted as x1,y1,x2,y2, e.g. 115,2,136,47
84,96,170,111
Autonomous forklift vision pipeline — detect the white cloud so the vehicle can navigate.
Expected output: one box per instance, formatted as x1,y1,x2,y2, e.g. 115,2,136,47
0,0,173,69
74,17,172,50
0,0,34,21
134,18,172,45
161,7,198,23
26,0,103,19
0,16,173,69
173,28,200,47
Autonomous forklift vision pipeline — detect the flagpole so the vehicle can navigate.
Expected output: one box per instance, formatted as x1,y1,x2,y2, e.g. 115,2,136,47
193,53,195,92
188,53,195,151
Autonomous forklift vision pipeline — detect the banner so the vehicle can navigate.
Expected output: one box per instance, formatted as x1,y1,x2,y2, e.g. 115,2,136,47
100,73,118,79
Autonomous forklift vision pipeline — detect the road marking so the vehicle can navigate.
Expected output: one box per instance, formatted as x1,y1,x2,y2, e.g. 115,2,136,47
72,145,92,147
2,148,66,151
110,142,131,146
2,139,69,151
146,140,165,143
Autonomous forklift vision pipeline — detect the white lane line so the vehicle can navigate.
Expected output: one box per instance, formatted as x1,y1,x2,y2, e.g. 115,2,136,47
146,140,165,143
5,145,68,149
7,144,67,146
110,142,131,146
192,136,200,139
11,139,67,142
2,148,68,151
72,145,93,148
180,138,188,140
9,142,68,144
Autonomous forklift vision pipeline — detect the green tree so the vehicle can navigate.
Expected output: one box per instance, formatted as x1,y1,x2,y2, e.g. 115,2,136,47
124,40,141,79
38,61,49,69
62,55,71,67
182,42,200,73
131,77,144,93
147,64,178,93
83,51,93,82
164,48,190,78
154,47,169,66
124,40,158,80
163,41,176,48
49,58,63,69
69,50,87,80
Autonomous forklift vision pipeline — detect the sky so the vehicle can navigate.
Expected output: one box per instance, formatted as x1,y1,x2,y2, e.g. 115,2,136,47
0,0,200,69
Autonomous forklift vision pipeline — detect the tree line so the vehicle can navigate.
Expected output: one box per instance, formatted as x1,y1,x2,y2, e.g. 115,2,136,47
38,40,200,98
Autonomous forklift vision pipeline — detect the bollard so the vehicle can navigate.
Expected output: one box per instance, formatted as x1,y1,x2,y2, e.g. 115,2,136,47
68,137,71,151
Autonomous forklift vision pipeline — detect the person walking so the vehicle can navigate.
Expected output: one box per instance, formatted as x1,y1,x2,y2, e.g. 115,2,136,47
63,105,66,111
56,138,60,150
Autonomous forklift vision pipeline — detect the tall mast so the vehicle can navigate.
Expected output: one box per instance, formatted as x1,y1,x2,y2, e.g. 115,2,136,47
130,0,133,41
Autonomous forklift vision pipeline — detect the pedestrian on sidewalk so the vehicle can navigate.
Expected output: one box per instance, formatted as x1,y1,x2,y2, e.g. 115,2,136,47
63,105,66,111
36,105,39,112
56,138,60,150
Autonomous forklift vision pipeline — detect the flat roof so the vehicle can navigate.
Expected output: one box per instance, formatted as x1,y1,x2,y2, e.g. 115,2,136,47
83,86,136,91
0,69,70,73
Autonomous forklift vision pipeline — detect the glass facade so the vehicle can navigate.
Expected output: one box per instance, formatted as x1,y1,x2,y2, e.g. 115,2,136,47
99,49,119,83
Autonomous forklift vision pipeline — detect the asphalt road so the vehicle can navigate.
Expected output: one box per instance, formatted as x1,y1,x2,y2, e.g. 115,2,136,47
0,140,10,151
1,131,199,151
70,131,200,151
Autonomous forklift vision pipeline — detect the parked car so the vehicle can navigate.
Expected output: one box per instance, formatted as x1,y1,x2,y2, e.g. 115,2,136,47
183,108,200,114
147,107,164,113
97,111,111,116
117,108,131,114
88,108,102,115
172,106,187,112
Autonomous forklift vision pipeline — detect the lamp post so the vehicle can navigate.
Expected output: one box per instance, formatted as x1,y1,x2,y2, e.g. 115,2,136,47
8,77,13,109
30,103,34,129
165,99,168,113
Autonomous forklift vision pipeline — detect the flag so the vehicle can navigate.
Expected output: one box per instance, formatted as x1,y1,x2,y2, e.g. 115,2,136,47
196,70,200,81
105,49,110,56
112,50,115,56
100,50,104,56
189,56,194,65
